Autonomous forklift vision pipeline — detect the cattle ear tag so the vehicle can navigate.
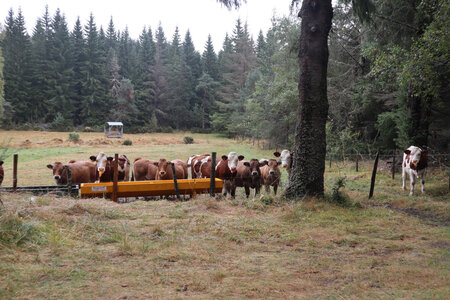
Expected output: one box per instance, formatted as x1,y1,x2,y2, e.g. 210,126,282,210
274,152,281,157
238,155,244,161
47,164,53,169
404,150,411,155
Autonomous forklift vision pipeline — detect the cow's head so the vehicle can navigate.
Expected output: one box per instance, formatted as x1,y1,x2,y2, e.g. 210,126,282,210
274,150,292,170
244,158,266,177
264,158,281,175
90,152,113,178
227,152,244,174
117,154,129,172
404,146,427,170
47,162,65,181
154,158,171,178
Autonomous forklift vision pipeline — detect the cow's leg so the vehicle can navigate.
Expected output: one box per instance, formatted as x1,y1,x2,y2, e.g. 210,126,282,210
421,171,426,194
254,185,260,197
273,184,278,195
222,183,227,197
244,185,250,198
409,172,416,196
402,167,406,191
265,184,270,193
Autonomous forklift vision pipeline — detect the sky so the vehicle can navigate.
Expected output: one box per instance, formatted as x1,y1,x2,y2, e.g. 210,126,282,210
1,0,294,52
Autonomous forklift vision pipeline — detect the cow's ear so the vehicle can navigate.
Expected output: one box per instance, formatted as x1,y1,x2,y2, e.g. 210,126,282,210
221,155,228,160
259,160,268,166
153,162,159,166
89,156,96,161
277,161,282,166
47,164,53,169
404,149,411,155
238,155,244,161
107,157,114,161
274,152,281,157
243,162,250,167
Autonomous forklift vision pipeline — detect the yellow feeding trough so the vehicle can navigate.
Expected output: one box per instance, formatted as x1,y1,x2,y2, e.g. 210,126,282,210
80,178,223,199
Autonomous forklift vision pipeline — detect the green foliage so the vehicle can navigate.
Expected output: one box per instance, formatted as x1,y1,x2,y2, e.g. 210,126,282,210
329,177,351,207
68,132,80,143
122,139,132,146
51,112,72,131
0,212,42,248
183,136,194,144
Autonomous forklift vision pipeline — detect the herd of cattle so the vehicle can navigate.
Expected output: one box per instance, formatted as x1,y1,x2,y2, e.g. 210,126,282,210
0,146,428,197
46,150,294,198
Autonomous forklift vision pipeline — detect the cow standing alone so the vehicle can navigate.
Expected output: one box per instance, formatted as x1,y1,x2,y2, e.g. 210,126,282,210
402,146,428,196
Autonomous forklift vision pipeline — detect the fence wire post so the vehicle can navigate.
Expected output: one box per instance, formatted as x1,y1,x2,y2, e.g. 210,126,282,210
13,154,18,192
369,152,379,199
64,166,72,195
391,149,396,179
171,163,181,200
112,153,119,202
355,155,359,172
210,152,216,197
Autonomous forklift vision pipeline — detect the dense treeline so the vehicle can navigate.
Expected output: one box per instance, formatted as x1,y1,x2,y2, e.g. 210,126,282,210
0,1,448,152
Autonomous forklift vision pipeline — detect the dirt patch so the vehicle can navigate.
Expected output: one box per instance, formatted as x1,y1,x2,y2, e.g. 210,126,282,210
364,201,450,227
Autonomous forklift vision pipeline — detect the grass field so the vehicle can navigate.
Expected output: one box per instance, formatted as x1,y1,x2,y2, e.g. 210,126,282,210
0,130,449,299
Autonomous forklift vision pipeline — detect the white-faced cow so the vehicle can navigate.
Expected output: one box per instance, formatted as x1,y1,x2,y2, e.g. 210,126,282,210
274,150,293,175
90,152,113,182
47,160,97,185
402,146,428,196
215,152,244,198
260,158,282,195
154,159,188,180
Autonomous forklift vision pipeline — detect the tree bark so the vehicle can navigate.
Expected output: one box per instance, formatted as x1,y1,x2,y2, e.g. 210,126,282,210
285,0,333,199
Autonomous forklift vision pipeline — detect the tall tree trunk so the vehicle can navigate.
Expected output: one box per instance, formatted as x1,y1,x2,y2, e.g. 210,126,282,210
285,0,333,198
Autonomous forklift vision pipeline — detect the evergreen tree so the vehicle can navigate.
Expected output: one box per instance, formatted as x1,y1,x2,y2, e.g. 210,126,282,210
70,17,86,126
201,35,219,81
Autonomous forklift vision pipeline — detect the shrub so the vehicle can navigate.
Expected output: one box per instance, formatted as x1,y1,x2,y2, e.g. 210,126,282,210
183,136,194,144
68,132,80,143
329,177,352,207
123,139,132,146
51,112,72,131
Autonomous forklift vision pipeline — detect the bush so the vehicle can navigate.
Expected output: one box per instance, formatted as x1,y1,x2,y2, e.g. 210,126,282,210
183,136,194,144
68,132,80,143
123,139,132,146
329,177,353,207
51,113,73,131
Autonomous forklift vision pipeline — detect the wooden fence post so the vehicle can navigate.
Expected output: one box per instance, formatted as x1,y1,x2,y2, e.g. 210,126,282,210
112,153,119,202
329,154,332,169
369,152,380,199
210,152,216,197
355,155,359,172
171,163,181,200
391,149,396,179
13,154,18,192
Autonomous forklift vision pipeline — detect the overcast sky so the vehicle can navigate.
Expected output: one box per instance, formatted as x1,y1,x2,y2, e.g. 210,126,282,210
1,0,294,52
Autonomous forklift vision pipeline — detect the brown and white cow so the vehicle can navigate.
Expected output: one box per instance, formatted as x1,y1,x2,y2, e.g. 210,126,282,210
402,146,428,196
117,154,130,181
90,152,114,182
215,152,244,198
235,159,266,198
154,158,188,180
47,160,97,185
274,150,293,175
187,154,211,178
0,160,4,187
132,158,158,181
260,158,282,195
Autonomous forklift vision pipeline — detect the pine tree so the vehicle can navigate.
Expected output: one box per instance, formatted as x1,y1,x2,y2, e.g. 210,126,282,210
70,17,86,126
201,35,219,81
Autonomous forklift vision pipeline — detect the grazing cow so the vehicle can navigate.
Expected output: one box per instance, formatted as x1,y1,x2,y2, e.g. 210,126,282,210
132,158,158,181
0,161,4,187
260,158,282,195
90,152,114,182
402,146,428,196
235,159,266,198
187,154,211,178
117,154,130,181
47,160,97,185
154,158,188,180
215,152,244,198
274,150,293,175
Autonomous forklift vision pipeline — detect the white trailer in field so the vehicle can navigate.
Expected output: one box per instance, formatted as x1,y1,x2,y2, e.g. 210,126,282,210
104,122,123,138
